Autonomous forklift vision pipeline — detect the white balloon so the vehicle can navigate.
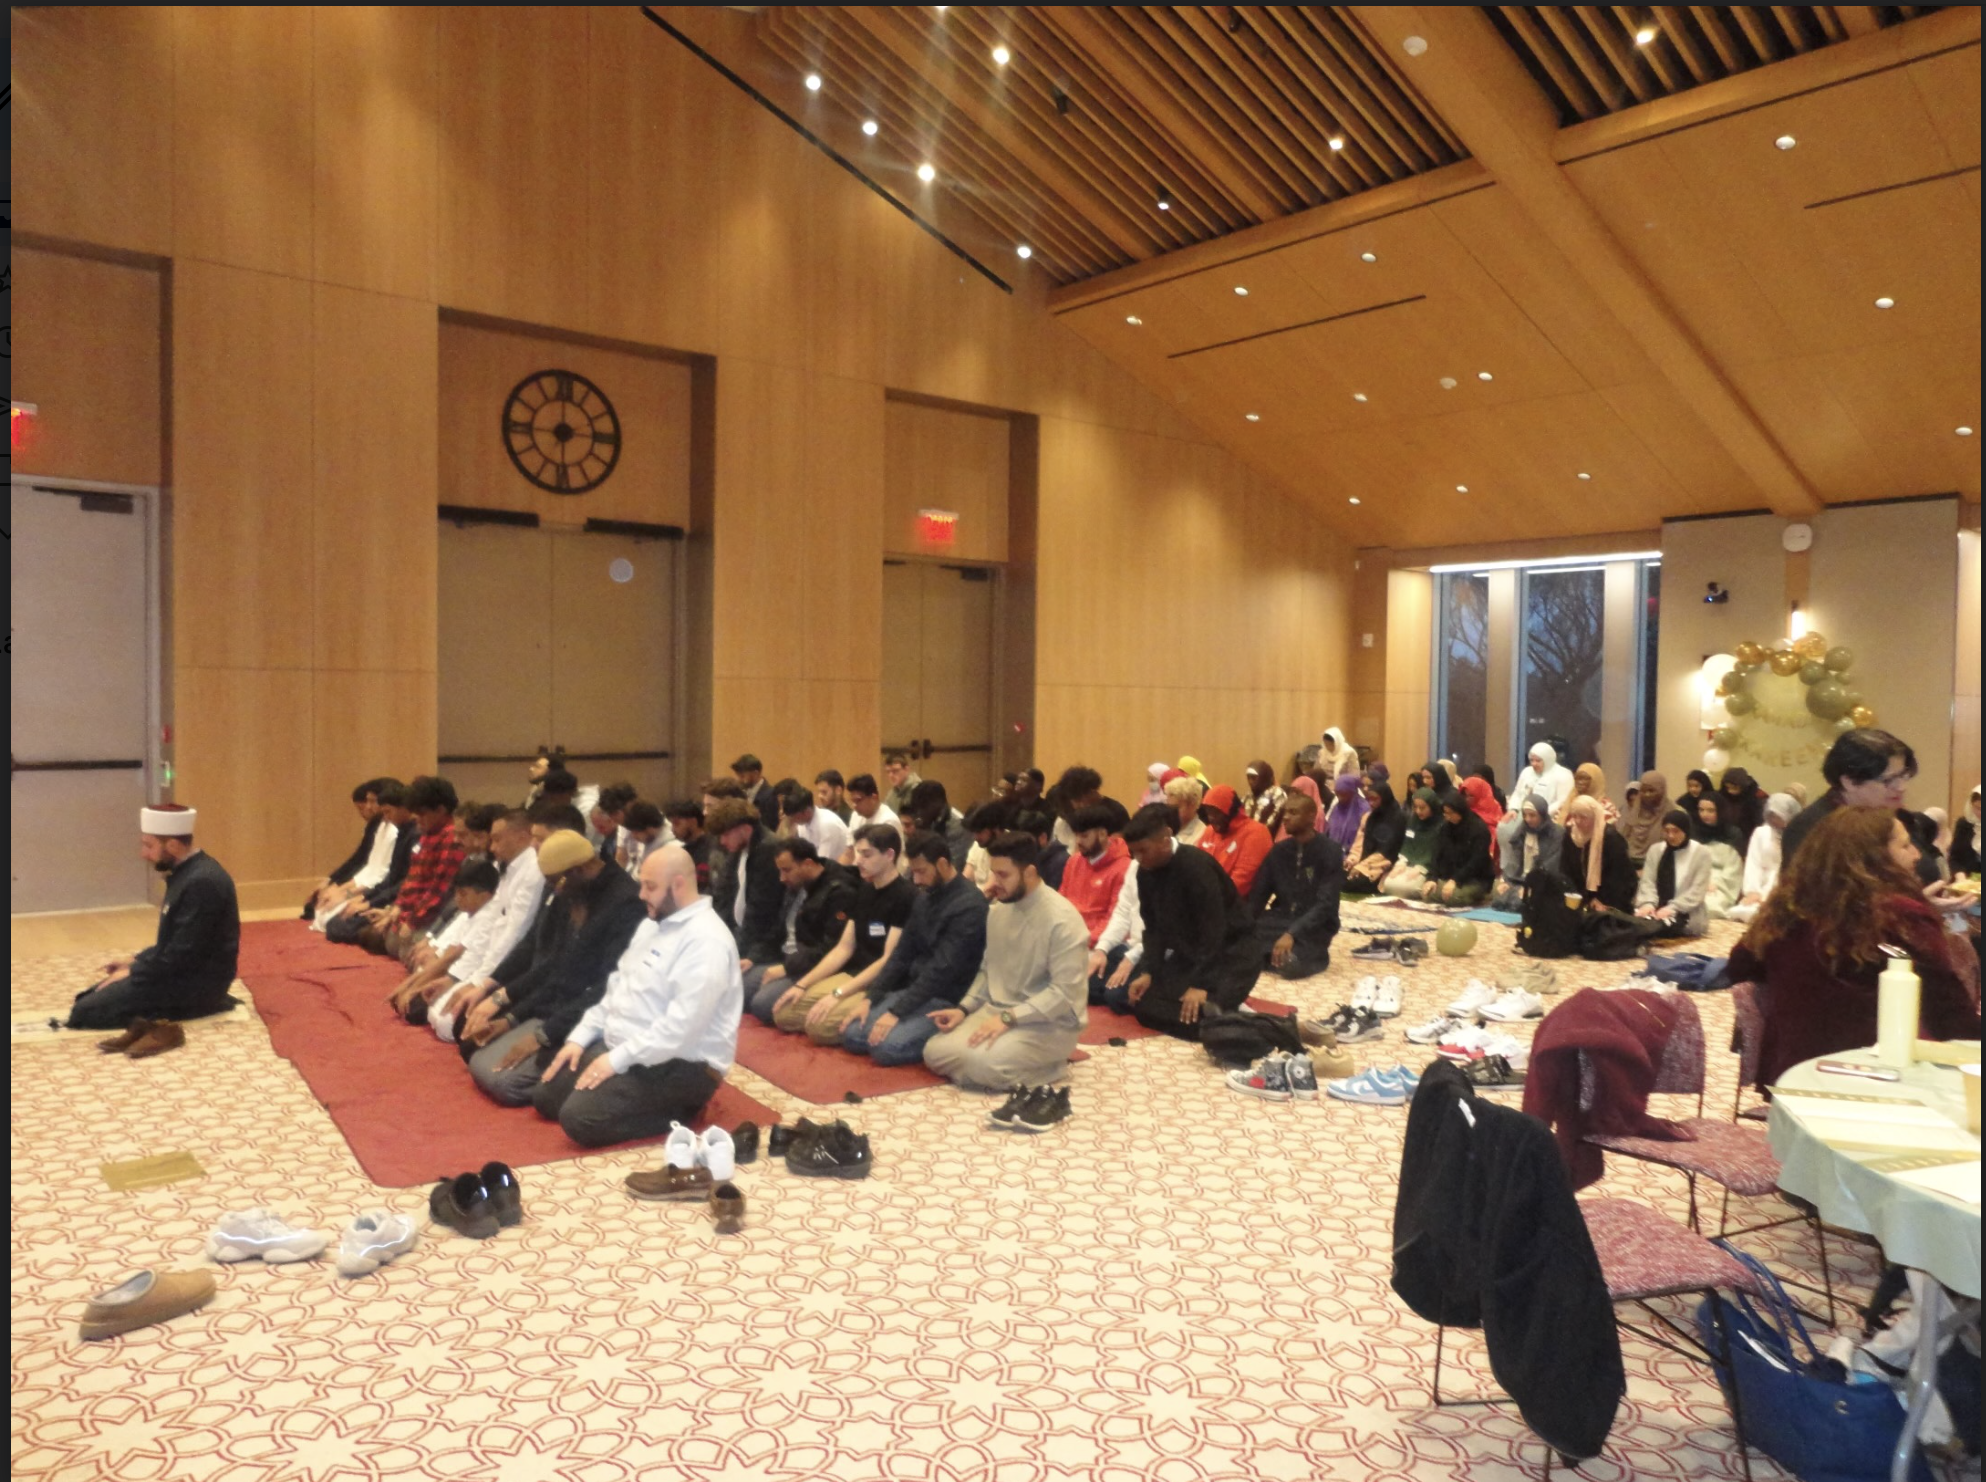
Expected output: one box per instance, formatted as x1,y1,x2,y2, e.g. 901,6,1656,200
1703,747,1731,774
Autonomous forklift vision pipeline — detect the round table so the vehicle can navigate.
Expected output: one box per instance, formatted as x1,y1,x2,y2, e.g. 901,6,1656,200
1770,1048,1980,1482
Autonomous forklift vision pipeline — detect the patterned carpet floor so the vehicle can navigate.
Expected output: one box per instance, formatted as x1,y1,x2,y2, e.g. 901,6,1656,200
11,909,1859,1481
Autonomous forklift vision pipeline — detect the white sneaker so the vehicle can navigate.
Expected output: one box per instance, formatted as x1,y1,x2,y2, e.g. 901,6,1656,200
664,1123,698,1171
205,1209,329,1264
1446,979,1497,1018
697,1126,736,1182
1405,1012,1460,1045
335,1209,420,1277
1436,1026,1497,1062
1480,989,1545,1023
1350,976,1379,1011
1478,1031,1527,1062
1373,976,1403,1018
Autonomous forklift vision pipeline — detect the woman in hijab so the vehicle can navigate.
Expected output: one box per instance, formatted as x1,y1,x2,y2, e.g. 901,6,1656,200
1556,762,1617,827
1470,765,1506,812
1510,742,1574,817
1424,791,1496,907
1243,760,1286,834
1324,772,1369,852
1345,775,1404,892
1139,762,1170,809
1491,792,1564,911
1415,761,1443,795
1435,759,1464,796
1379,787,1442,898
1276,775,1323,844
1460,775,1503,856
1615,770,1669,866
1728,792,1800,923
1948,785,1978,877
1316,727,1360,789
1562,795,1636,912
1683,769,1714,802
1692,793,1746,919
1635,808,1711,937
1719,766,1767,850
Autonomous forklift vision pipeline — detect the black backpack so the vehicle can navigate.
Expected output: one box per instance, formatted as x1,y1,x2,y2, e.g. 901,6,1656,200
1200,1008,1305,1068
1516,868,1581,959
1581,907,1659,961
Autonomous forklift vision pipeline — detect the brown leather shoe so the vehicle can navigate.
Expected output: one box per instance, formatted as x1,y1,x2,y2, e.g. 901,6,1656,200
97,1019,155,1054
709,1182,744,1234
624,1165,712,1202
125,1021,186,1059
79,1269,216,1340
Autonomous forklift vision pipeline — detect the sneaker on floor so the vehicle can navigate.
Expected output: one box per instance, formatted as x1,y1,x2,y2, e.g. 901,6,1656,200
1480,988,1545,1023
1350,939,1396,961
1337,1007,1386,1044
697,1126,737,1182
1014,1086,1073,1133
1325,1066,1410,1107
335,1209,420,1277
1393,1063,1424,1093
1463,1054,1527,1089
1393,938,1428,966
1349,975,1380,1011
1373,975,1404,1018
664,1122,698,1171
1436,1026,1498,1062
1325,1003,1360,1036
1445,979,1497,1018
987,1085,1033,1130
1405,1012,1461,1045
205,1209,329,1265
1296,1017,1338,1050
1226,1053,1293,1102
1284,1053,1320,1100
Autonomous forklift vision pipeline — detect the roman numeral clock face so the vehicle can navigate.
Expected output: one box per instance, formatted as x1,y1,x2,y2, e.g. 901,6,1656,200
502,369,622,494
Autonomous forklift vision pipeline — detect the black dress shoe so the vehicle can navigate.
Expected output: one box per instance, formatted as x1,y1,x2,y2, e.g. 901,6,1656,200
785,1122,871,1179
731,1122,760,1165
479,1161,524,1226
767,1117,823,1158
429,1172,500,1239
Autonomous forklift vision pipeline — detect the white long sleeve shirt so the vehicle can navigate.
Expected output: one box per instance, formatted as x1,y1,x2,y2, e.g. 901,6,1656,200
350,821,400,891
797,808,852,863
452,847,545,983
1095,851,1160,964
567,896,742,1075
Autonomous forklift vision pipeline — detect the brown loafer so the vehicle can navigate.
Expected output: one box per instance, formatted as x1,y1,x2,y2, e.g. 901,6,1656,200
624,1165,712,1202
710,1182,744,1234
125,1021,186,1059
97,1019,154,1054
79,1269,216,1341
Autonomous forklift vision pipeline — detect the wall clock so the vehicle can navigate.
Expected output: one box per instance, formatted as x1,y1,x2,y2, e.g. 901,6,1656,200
502,369,621,494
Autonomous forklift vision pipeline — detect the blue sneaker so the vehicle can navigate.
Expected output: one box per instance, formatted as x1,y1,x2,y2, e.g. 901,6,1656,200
1394,1063,1423,1093
1325,1066,1409,1107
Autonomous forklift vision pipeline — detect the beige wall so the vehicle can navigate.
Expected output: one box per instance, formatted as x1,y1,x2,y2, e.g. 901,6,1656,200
1656,514,1787,789
12,5,1356,887
1956,528,1980,821
1384,570,1434,776
883,399,1012,564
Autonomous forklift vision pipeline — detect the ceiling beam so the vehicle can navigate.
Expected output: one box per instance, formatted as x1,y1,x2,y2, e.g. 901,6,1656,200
1835,7,1883,39
1349,4,1820,516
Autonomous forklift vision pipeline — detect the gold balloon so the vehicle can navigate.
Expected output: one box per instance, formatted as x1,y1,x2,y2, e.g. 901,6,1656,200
1794,632,1828,661
1734,641,1765,666
1849,705,1878,728
1768,649,1804,676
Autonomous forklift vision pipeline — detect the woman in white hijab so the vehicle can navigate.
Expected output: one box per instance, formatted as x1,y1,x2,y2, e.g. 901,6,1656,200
1315,727,1360,788
1725,792,1800,924
1507,742,1574,818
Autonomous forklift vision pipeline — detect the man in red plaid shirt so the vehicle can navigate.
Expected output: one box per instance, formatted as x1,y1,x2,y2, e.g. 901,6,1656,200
353,777,466,961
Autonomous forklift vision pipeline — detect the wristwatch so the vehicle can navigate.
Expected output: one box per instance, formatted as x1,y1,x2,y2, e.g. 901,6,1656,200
999,1009,1016,1026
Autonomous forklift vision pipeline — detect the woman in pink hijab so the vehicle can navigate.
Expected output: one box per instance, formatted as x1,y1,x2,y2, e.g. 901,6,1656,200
1277,775,1323,842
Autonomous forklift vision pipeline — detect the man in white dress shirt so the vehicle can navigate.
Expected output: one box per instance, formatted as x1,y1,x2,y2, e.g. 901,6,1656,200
782,787,853,865
535,843,742,1147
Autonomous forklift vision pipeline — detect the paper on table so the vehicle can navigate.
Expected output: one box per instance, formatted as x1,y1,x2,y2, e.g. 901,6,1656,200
1799,1116,1979,1154
1893,1160,1983,1206
1776,1094,1958,1128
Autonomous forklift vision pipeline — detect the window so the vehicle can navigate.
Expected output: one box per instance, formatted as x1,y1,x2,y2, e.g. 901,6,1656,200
1434,573,1489,774
1519,565,1605,769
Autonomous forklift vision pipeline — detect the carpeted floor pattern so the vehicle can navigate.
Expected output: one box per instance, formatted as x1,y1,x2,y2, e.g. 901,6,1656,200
12,909,1864,1481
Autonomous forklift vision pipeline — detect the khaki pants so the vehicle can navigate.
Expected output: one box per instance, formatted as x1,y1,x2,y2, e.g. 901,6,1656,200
924,1007,1082,1091
772,973,871,1044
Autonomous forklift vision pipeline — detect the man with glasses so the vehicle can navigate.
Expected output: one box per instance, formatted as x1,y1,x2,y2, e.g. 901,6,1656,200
1781,728,1916,863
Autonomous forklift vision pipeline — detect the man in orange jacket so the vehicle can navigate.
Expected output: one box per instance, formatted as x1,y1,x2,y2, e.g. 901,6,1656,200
1196,784,1272,898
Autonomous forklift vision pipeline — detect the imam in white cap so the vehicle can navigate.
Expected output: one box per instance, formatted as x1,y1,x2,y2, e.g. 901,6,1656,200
140,805,198,837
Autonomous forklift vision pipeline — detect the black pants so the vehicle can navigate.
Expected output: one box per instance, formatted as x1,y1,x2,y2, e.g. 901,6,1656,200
1255,915,1333,980
1131,969,1250,1043
531,1044,719,1148
67,975,236,1031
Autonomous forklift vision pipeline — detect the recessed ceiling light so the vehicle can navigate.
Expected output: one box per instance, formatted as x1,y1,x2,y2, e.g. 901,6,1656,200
1634,26,1657,45
1456,485,1469,494
1016,244,1032,260
1959,426,1975,437
1874,296,1895,309
991,44,1011,66
1477,371,1493,382
1245,413,1261,423
1157,187,1173,211
917,162,937,183
1125,315,1143,326
1234,285,1249,296
1577,471,1592,481
1360,251,1377,263
1439,377,1458,390
1329,136,1345,152
1352,392,1368,403
1403,35,1427,56
1774,135,1797,151
862,119,879,136
1348,497,1362,505
804,73,823,92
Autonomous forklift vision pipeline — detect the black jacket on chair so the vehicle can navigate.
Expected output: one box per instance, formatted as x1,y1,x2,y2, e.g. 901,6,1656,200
1392,1059,1624,1462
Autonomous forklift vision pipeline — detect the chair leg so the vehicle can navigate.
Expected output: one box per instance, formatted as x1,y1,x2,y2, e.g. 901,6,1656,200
1433,1320,1445,1405
1706,1290,1753,1482
1809,1208,1837,1330
1685,1171,1701,1233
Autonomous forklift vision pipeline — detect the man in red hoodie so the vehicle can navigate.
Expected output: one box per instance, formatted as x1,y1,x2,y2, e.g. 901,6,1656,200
1061,803,1133,1004
1196,784,1272,897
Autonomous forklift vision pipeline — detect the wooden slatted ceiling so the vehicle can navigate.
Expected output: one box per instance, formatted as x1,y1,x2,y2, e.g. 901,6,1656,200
755,6,1465,284
1489,5,1939,125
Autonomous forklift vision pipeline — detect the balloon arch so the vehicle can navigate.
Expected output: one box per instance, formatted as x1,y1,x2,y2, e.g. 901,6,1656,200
1702,632,1876,773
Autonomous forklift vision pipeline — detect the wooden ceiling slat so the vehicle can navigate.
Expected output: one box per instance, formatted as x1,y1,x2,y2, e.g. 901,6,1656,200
1035,5,1287,224
1771,7,1817,55
1538,8,1633,111
1576,7,1658,104
1834,6,1884,38
1324,8,1468,160
1501,5,1607,119
1812,8,1850,45
1688,6,1749,73
1632,18,1690,92
1653,7,1720,86
1264,8,1426,171
1730,7,1784,65
1238,12,1394,186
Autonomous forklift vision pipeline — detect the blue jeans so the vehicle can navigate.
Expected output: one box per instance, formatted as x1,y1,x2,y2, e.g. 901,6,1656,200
842,997,950,1066
1091,945,1134,1009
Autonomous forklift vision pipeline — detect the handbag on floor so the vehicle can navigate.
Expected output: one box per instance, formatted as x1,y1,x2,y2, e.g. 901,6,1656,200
1516,869,1581,959
1200,1009,1304,1068
1694,1244,1933,1482
1579,908,1658,961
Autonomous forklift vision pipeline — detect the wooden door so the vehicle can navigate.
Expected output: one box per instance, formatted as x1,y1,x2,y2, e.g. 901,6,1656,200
437,521,552,807
548,530,677,805
881,560,996,807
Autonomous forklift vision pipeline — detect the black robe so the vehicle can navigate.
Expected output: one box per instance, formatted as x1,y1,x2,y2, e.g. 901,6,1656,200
1248,834,1344,973
70,852,240,1028
1134,842,1259,1023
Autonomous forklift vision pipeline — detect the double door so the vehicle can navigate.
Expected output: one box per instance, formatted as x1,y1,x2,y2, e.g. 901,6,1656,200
882,560,996,806
438,521,678,808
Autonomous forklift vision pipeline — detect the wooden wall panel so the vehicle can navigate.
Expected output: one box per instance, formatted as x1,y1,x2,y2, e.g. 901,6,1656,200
884,400,1012,563
437,320,693,528
436,7,592,325
172,7,315,276
174,667,315,885
1955,529,1981,823
10,6,175,256
311,669,438,868
10,249,163,486
171,260,315,671
1384,570,1434,777
313,6,440,301
314,286,439,673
